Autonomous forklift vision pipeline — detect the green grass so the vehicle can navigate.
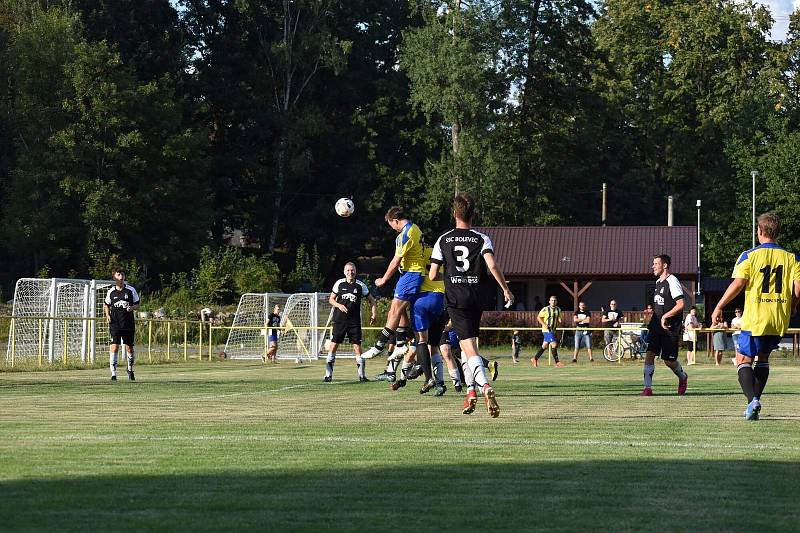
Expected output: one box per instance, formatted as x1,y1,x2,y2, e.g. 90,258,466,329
2,358,800,532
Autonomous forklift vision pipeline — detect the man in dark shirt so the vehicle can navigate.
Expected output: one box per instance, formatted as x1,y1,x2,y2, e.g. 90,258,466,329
429,192,513,417
324,262,377,382
642,254,688,396
103,267,140,381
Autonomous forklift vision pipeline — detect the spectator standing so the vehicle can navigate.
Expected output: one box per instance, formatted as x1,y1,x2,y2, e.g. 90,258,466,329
730,307,743,364
641,303,654,345
710,314,728,366
683,306,700,365
602,300,623,347
572,301,593,363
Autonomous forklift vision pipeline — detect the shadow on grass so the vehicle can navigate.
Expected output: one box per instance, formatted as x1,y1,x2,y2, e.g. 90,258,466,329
2,460,799,532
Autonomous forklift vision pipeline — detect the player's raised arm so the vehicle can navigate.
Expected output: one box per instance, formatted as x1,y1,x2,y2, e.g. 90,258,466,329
376,255,402,287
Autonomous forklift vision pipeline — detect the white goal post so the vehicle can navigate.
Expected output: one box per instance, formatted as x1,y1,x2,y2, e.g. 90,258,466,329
6,278,114,363
224,292,333,361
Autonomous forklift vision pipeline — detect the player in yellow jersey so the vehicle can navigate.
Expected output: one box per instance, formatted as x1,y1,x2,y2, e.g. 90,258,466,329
712,212,800,420
532,296,564,367
390,244,448,395
363,206,426,360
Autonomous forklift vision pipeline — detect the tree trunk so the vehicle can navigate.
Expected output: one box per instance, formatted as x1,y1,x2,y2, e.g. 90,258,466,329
452,119,461,196
518,0,542,183
267,134,287,252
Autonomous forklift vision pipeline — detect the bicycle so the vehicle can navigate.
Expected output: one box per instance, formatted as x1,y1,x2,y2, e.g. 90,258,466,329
603,325,648,362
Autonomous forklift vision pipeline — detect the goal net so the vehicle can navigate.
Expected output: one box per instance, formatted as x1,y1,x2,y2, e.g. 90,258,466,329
224,292,332,361
223,293,291,361
6,278,114,363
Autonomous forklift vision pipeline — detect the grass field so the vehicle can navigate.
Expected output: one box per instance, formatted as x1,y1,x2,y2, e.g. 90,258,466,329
2,358,800,532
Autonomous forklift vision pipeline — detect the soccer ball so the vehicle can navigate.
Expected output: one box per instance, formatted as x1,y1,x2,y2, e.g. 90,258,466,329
335,197,355,217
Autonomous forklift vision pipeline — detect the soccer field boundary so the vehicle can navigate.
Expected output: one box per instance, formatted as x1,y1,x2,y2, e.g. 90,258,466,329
10,433,800,452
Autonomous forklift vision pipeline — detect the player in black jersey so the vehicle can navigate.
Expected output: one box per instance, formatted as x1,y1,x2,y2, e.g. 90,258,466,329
324,262,377,382
429,192,513,417
103,267,140,381
642,254,688,396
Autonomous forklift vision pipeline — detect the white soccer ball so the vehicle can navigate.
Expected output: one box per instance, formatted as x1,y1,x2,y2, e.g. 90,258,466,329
335,197,355,217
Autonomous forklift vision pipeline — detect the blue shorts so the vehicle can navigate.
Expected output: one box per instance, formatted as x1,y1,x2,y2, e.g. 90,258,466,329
543,332,558,344
394,272,423,301
448,328,459,348
737,331,781,358
268,334,278,344
412,292,445,332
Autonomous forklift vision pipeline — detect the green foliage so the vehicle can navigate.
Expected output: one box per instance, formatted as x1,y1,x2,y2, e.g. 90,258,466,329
286,243,322,292
89,254,146,289
5,0,800,291
193,246,242,305
192,246,283,305
233,255,282,296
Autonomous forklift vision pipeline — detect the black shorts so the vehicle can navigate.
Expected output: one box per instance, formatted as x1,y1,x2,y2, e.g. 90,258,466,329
110,326,135,346
331,322,362,345
448,307,482,341
646,326,679,361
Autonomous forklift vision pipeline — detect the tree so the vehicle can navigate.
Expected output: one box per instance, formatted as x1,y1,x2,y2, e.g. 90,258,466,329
593,0,776,229
2,2,82,275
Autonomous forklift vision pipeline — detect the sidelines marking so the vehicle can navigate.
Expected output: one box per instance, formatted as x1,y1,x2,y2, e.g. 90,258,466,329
19,434,800,452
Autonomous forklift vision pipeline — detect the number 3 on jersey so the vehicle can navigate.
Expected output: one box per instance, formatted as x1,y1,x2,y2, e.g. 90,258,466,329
454,245,470,272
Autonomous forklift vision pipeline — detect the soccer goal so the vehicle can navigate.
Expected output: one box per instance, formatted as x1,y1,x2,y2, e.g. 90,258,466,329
223,293,291,361
224,292,332,361
6,278,114,364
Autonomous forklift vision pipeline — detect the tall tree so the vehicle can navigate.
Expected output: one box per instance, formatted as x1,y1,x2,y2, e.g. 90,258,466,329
593,0,776,227
2,2,82,275
503,0,600,225
401,1,515,227
184,0,350,252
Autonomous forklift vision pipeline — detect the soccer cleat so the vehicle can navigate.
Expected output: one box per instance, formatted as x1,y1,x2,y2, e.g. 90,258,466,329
374,371,396,382
531,357,539,368
323,376,332,383
127,370,135,381
640,387,653,396
406,364,423,380
361,346,382,359
434,383,447,396
744,399,761,420
482,384,499,418
390,379,406,391
571,358,577,363
678,376,688,396
359,376,369,382
454,383,463,393
388,344,409,361
462,389,478,415
111,375,117,381
419,379,435,394
555,362,564,368
489,360,499,381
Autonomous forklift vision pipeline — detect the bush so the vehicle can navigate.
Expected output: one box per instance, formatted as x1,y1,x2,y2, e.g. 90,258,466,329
234,255,282,295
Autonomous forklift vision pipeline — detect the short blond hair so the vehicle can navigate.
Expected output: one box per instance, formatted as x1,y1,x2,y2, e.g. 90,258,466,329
758,212,780,239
